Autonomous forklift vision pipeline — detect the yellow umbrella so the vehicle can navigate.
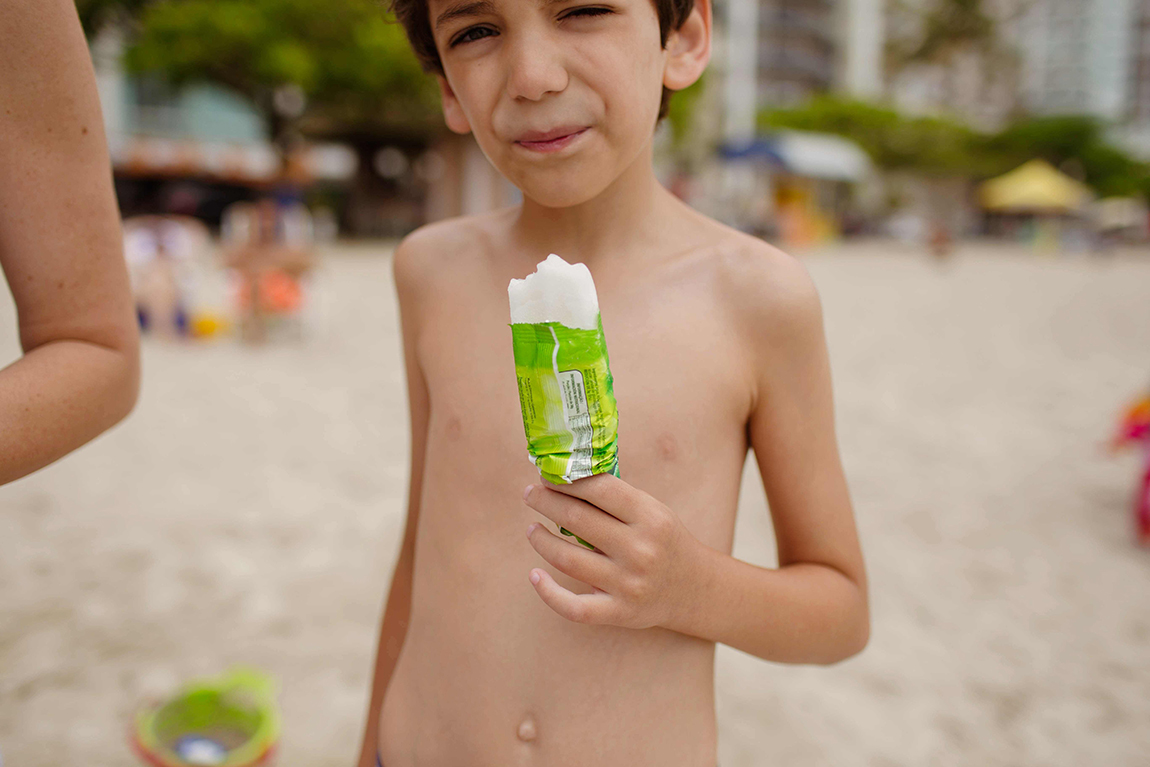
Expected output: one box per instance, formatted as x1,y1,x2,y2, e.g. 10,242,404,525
980,159,1091,213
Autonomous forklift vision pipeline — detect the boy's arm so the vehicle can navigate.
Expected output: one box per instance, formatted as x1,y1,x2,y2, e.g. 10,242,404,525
522,245,868,664
0,0,140,485
680,248,870,663
356,237,431,767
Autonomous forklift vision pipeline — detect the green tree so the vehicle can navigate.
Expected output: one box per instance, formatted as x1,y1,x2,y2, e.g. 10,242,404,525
983,115,1150,197
758,95,988,177
76,0,152,36
121,0,440,152
759,97,1150,200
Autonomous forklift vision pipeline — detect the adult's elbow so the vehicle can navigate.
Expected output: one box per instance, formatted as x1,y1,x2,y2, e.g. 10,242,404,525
844,610,870,659
815,597,870,665
113,326,141,423
101,316,142,427
838,600,871,662
112,338,141,424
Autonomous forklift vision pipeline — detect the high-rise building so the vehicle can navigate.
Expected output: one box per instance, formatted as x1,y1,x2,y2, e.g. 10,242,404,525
718,0,883,113
1016,0,1138,121
1128,0,1150,123
756,0,840,106
841,0,883,99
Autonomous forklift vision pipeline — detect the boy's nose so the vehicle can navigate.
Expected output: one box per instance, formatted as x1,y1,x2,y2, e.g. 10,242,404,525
504,35,568,101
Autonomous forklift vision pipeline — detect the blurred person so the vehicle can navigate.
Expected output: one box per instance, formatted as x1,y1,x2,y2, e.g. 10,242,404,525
222,198,313,343
359,0,868,765
124,215,211,339
134,238,185,340
0,0,140,486
928,219,953,261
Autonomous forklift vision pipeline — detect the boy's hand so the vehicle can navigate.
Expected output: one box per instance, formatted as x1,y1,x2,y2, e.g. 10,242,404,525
523,474,705,630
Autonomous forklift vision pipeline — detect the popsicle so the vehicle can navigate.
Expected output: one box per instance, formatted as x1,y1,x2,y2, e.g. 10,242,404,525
509,254,620,549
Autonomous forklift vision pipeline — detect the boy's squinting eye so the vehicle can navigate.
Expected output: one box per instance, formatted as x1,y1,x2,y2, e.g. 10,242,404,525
449,25,497,47
448,6,612,47
561,6,613,20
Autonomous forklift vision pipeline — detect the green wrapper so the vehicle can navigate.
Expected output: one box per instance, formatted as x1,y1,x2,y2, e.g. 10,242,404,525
511,317,620,549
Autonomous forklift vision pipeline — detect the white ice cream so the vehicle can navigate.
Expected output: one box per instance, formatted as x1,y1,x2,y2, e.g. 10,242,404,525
508,253,600,330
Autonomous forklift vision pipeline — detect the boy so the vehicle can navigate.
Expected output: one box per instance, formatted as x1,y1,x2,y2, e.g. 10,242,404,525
359,0,868,764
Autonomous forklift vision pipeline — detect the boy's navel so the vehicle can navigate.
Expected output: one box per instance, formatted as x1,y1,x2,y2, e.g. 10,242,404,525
517,715,537,742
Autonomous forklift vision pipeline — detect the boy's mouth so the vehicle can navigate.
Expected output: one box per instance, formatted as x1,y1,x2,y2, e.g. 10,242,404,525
514,127,589,153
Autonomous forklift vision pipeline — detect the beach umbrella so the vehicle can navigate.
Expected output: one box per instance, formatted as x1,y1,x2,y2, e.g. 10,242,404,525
979,159,1091,214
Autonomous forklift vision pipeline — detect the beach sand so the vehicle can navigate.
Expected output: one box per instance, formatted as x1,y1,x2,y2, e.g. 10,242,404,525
1,240,1148,765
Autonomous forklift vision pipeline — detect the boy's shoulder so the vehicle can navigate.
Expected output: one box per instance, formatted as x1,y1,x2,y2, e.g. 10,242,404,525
392,204,822,340
685,211,823,343
392,208,512,289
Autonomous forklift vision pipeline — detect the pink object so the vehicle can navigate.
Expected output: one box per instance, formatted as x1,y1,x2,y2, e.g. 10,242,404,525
1137,454,1150,547
1113,394,1150,546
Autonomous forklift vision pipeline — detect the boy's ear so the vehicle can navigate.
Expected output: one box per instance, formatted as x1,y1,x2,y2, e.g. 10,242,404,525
663,0,711,92
437,75,472,135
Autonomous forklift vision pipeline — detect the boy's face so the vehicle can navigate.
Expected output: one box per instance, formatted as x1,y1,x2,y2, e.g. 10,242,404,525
428,0,672,207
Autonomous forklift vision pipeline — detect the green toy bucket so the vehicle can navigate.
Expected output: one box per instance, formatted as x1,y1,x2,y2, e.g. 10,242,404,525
132,668,280,767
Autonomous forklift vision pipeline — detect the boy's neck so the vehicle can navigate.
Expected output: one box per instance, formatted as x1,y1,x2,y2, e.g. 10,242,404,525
511,141,671,271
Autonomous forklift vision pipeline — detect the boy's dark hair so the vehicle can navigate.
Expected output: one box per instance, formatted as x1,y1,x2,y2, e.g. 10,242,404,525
387,0,696,120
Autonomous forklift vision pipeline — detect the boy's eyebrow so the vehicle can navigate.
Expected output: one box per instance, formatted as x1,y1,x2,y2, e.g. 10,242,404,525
433,0,498,30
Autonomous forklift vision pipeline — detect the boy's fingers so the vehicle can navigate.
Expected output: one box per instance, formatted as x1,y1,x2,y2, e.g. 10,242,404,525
524,484,626,551
526,522,612,586
528,568,615,625
541,473,639,524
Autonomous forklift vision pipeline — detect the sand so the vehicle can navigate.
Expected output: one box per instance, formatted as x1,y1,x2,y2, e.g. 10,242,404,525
1,239,1149,766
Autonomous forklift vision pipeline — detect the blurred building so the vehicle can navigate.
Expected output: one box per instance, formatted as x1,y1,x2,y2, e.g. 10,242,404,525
1009,0,1150,158
1016,0,1137,121
882,0,1025,129
1133,0,1150,124
840,0,883,99
717,0,867,117
756,0,840,105
1122,0,1150,157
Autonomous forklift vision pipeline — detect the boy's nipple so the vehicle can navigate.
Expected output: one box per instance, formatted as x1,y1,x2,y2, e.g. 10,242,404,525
516,715,537,742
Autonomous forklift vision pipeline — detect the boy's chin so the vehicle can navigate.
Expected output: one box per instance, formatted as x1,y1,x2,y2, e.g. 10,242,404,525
513,174,613,209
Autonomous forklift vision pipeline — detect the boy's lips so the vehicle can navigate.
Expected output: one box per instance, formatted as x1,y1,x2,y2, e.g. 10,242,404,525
514,126,589,153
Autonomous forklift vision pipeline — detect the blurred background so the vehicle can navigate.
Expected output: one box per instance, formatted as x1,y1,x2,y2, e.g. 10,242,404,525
2,0,1150,765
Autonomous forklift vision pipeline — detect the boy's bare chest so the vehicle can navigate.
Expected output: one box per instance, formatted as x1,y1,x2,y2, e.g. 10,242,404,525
416,268,751,497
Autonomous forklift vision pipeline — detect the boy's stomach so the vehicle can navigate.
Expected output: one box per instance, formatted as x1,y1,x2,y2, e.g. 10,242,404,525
376,493,720,767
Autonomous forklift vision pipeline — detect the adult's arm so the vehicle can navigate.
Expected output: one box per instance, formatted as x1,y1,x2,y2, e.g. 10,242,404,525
0,0,140,485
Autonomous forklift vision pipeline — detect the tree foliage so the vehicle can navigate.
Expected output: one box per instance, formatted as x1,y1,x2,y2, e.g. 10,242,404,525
76,0,153,36
759,97,1150,199
759,96,988,176
105,0,440,142
982,116,1150,198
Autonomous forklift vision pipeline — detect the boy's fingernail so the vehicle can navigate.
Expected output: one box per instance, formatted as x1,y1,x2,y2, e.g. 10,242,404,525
530,570,541,585
523,484,534,501
526,523,537,537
